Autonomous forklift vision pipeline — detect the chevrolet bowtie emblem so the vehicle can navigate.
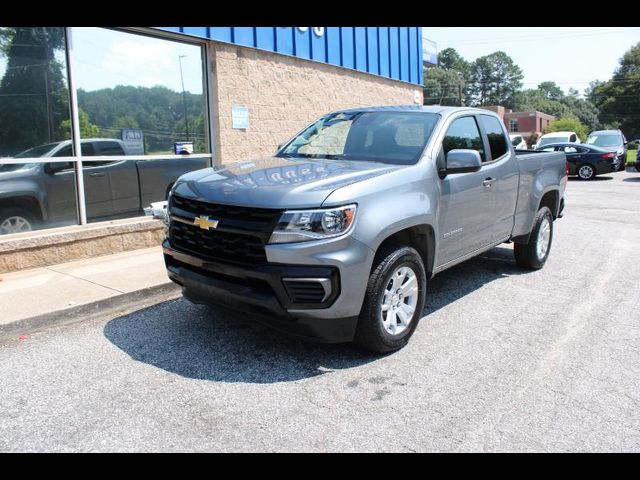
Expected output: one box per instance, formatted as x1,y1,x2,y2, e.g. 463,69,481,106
193,215,219,230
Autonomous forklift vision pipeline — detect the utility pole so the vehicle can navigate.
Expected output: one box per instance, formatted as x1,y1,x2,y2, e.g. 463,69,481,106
178,55,190,141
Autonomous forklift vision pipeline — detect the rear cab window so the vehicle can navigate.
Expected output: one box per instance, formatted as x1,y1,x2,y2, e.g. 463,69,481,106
479,115,509,161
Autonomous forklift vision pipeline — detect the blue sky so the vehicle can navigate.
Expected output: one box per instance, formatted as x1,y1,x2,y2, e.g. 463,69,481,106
71,27,204,95
423,27,640,95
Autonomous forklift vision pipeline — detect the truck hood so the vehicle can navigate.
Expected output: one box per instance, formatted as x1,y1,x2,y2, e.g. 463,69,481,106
172,156,402,208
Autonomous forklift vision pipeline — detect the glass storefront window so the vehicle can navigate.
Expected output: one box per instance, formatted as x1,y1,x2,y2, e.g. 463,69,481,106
71,27,210,224
0,27,212,236
0,27,78,235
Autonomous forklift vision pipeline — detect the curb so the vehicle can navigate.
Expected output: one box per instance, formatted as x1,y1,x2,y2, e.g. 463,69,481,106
0,281,182,341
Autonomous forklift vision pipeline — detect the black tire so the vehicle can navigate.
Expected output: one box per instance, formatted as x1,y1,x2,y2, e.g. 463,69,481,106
577,163,596,180
354,245,426,353
0,207,37,235
514,206,553,270
635,164,640,173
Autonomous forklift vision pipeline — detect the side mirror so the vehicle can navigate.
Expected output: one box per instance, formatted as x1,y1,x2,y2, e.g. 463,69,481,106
44,162,73,174
446,149,482,174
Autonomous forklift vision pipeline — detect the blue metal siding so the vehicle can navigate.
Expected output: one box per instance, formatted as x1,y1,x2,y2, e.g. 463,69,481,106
275,27,294,55
399,27,409,82
389,27,400,80
311,29,327,63
255,27,275,51
340,27,355,69
366,27,379,75
326,27,341,66
378,27,390,78
293,27,311,59
233,27,254,48
154,26,423,85
354,27,367,71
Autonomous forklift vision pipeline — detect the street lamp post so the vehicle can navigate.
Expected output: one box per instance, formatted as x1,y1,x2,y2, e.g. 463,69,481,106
178,55,190,141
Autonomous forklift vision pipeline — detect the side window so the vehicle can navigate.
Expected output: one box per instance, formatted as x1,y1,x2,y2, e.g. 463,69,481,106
563,146,578,154
53,145,73,157
569,134,577,143
479,115,508,160
541,147,555,152
81,143,95,156
442,116,485,162
96,141,126,156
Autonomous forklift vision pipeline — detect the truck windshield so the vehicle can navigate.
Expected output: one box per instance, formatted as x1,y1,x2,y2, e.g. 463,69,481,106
277,111,440,165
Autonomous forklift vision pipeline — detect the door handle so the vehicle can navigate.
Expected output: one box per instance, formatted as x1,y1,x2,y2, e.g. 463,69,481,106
482,177,495,187
89,172,105,177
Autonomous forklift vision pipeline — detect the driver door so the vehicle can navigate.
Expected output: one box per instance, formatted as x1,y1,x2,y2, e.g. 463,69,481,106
437,116,497,267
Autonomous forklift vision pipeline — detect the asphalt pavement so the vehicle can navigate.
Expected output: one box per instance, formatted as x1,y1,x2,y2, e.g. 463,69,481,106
1,170,639,452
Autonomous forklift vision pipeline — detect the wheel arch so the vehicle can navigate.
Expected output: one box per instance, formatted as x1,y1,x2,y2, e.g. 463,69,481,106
372,224,436,279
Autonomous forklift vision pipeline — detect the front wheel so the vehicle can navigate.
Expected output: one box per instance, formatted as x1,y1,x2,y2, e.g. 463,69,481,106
514,206,553,270
0,208,36,235
354,245,426,353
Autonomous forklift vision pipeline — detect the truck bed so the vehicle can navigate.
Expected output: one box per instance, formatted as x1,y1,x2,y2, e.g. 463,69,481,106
512,150,566,239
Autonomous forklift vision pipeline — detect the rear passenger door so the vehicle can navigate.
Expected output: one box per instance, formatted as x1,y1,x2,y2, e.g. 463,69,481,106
93,141,140,214
81,143,116,218
477,115,520,243
437,115,497,266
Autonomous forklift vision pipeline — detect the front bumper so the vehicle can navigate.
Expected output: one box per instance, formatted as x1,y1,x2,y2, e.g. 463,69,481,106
163,236,374,343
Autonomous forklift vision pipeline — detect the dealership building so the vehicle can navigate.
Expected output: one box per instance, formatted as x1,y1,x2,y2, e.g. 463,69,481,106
0,26,425,271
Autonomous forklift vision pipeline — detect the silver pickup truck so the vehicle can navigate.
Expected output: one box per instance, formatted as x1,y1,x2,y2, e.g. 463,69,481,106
163,106,567,352
0,138,209,234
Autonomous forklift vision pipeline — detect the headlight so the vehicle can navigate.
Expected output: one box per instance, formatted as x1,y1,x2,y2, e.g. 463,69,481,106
269,204,357,244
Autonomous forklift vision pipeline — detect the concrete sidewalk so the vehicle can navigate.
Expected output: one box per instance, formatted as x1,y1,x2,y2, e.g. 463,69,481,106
0,246,179,337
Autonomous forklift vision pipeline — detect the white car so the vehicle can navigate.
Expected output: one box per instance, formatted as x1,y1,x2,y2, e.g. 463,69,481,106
509,134,528,150
534,131,581,149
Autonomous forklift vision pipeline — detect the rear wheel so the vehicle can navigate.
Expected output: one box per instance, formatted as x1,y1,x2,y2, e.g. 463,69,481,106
514,206,553,270
354,245,426,353
0,208,36,235
577,163,596,180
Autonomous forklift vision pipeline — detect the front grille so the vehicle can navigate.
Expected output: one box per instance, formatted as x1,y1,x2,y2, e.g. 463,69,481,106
282,279,328,304
169,195,283,266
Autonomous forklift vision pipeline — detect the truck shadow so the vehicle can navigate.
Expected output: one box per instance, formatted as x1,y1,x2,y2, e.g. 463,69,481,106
103,245,523,383
568,176,613,182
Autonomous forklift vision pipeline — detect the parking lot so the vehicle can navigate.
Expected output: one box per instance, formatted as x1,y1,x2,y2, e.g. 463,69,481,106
0,170,639,452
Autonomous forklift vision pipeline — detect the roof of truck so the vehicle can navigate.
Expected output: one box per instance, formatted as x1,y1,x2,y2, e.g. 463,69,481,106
334,105,482,115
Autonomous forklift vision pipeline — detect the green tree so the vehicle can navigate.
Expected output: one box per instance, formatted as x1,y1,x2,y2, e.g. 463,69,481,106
544,116,589,140
467,51,524,106
589,43,640,138
437,48,469,76
537,81,564,101
0,27,69,155
59,109,100,139
423,67,466,106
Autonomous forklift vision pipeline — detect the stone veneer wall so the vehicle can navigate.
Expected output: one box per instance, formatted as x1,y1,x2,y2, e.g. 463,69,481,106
210,42,423,164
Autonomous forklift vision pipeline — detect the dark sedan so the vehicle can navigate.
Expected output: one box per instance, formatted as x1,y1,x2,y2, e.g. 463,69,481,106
536,143,617,180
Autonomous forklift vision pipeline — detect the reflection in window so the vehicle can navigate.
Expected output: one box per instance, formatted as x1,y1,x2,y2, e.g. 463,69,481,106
71,28,209,155
443,116,485,162
0,27,70,156
480,115,508,160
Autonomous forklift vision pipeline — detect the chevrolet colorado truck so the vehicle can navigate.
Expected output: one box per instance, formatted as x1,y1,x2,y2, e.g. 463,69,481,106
163,106,567,353
0,138,208,234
